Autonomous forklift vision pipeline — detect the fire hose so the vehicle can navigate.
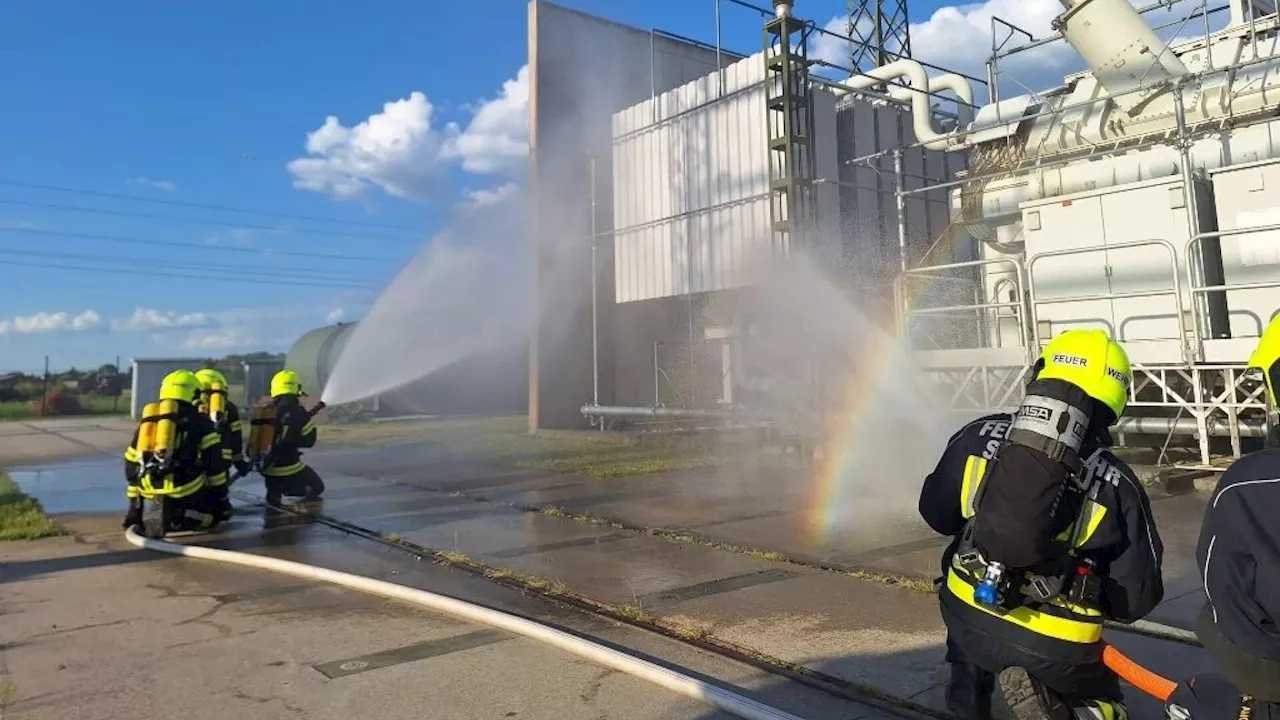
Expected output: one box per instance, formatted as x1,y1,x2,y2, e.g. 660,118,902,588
1102,641,1178,702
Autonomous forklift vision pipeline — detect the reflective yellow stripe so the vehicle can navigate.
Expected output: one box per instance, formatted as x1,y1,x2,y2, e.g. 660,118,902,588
124,447,140,463
139,473,205,499
960,456,987,519
200,432,220,450
262,461,305,477
946,570,1102,643
229,420,244,432
301,420,316,435
208,472,228,487
126,485,140,498
1073,500,1108,548
221,449,235,460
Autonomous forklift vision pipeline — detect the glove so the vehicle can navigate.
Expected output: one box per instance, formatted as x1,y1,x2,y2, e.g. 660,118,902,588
234,460,251,477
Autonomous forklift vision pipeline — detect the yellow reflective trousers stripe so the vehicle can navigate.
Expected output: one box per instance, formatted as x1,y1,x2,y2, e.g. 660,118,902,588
262,461,305,477
208,472,228,488
229,420,244,432
139,473,206,500
946,571,1103,644
199,432,220,451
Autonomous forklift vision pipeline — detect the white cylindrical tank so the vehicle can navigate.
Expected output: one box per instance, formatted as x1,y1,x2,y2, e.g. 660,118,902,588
1055,0,1190,113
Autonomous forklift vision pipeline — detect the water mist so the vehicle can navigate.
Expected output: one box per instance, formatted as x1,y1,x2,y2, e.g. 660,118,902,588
321,190,530,407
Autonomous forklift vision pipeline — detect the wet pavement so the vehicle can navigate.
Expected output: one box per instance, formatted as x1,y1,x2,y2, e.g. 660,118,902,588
2,514,884,720
6,449,1214,720
311,444,1211,630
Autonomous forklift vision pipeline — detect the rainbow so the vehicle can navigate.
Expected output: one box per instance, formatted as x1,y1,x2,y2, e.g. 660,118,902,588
802,236,969,545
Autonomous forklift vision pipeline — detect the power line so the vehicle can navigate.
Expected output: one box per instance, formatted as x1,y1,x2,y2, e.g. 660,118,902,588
0,247,384,284
0,198,424,243
0,226,404,264
0,257,377,290
0,178,433,232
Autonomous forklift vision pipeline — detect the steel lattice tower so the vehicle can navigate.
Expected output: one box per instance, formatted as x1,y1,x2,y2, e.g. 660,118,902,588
848,0,912,73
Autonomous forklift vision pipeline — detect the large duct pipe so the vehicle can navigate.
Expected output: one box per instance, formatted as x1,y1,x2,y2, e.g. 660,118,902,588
834,60,970,151
1054,0,1190,113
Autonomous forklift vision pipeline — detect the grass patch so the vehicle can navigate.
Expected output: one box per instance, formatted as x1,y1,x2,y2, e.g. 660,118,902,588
320,415,780,478
0,472,64,541
0,394,129,421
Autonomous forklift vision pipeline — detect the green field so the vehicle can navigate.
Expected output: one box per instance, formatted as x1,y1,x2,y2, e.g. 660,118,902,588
0,393,130,421
0,472,64,540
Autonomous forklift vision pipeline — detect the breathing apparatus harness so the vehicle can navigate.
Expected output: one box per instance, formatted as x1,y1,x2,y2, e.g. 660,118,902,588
954,378,1106,615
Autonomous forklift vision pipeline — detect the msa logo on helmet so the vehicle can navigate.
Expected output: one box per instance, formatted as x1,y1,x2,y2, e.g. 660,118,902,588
1052,353,1089,368
1106,366,1131,388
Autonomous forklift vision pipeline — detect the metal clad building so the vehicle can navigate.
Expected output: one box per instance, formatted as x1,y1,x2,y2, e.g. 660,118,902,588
130,358,204,419
528,0,736,429
611,53,841,303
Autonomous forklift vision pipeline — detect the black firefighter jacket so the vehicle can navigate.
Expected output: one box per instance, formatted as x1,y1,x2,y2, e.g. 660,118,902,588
919,413,1165,630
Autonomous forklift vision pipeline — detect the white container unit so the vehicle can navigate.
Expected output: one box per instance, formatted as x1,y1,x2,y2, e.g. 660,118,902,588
611,52,840,303
1021,176,1219,365
1207,158,1280,361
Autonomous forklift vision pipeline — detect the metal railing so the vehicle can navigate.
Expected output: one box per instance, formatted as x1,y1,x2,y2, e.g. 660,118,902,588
1186,223,1280,343
894,256,1030,355
1026,239,1187,359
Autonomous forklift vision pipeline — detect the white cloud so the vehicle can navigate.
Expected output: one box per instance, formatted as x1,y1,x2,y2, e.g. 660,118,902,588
183,329,250,350
288,65,529,202
440,65,529,176
810,15,857,71
112,307,212,332
325,308,346,324
132,176,177,193
287,92,448,201
462,182,520,212
0,309,102,334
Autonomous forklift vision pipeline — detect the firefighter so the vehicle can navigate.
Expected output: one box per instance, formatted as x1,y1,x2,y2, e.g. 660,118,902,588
918,329,1164,720
122,369,228,531
1165,317,1280,719
195,368,248,522
262,369,324,506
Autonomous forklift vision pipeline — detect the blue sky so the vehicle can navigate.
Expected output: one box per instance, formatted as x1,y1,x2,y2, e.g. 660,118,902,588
0,0,1114,373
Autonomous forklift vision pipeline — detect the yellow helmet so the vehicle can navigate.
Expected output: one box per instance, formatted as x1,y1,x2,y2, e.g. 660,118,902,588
1247,314,1280,406
195,368,229,391
1036,329,1133,422
158,369,200,404
270,369,305,398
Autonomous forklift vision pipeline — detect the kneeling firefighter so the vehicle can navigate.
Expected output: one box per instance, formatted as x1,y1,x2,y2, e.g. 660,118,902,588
122,369,229,531
195,368,248,522
919,329,1164,720
260,369,324,506
1164,317,1280,720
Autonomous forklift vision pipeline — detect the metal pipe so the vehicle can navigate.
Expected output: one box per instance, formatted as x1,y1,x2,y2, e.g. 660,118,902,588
715,0,725,97
845,38,1280,165
1173,83,1213,347
578,404,1268,437
589,154,600,413
1114,415,1267,437
893,148,908,272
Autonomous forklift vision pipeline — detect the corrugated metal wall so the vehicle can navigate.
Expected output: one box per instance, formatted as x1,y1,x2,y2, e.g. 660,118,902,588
835,96,968,281
611,52,840,303
129,358,204,419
